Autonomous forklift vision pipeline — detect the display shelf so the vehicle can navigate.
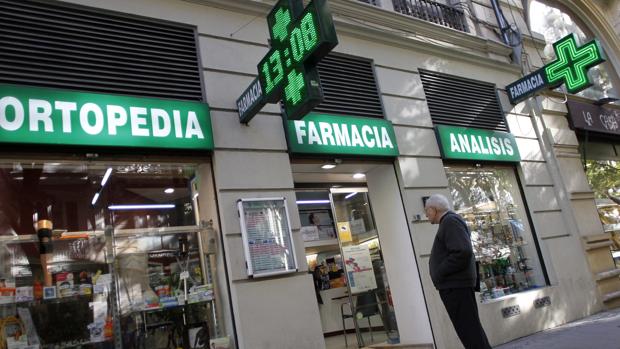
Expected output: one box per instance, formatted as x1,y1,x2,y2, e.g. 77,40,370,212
32,339,113,349
0,225,203,244
304,238,339,254
0,293,94,307
112,225,203,238
137,298,214,314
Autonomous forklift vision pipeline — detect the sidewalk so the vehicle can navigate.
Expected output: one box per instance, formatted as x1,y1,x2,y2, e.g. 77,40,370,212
495,308,620,349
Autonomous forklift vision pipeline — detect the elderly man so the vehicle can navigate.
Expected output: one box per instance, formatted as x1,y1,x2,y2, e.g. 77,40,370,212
425,194,491,349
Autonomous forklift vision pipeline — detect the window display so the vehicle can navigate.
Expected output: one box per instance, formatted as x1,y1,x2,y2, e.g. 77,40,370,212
0,160,226,349
445,166,547,301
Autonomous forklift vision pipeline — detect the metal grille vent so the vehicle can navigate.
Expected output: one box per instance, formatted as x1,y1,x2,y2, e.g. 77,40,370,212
314,53,384,119
419,69,507,131
534,296,551,309
501,305,521,318
0,0,202,101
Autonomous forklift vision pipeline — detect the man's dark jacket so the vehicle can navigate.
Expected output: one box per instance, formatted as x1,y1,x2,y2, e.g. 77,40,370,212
429,211,477,290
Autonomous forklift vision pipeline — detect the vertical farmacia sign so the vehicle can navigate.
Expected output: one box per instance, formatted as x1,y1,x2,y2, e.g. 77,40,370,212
506,33,606,104
236,0,338,123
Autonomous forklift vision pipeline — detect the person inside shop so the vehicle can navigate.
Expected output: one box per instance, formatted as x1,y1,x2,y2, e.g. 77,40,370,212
425,194,491,349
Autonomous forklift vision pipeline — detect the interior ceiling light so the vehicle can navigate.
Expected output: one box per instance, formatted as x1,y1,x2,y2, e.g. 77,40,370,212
321,163,336,169
108,204,176,210
91,192,100,206
164,188,175,194
101,167,113,186
345,192,357,199
296,200,331,205
353,173,365,179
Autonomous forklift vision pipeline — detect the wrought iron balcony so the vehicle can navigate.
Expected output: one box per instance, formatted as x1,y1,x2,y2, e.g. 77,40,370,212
358,0,380,5
392,0,469,32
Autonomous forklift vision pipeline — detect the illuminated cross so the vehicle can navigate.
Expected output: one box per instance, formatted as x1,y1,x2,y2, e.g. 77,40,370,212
238,0,337,122
545,33,606,94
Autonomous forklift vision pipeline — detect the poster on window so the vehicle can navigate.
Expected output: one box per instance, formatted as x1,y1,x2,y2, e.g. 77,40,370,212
342,245,377,294
238,198,297,277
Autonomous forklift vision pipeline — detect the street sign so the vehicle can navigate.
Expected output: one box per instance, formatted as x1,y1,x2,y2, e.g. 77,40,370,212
236,0,338,123
507,33,606,104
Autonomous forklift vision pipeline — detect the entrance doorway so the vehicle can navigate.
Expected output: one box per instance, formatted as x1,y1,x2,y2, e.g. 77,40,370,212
292,161,399,349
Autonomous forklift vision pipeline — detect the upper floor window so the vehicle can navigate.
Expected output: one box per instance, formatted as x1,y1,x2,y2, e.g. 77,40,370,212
529,1,616,100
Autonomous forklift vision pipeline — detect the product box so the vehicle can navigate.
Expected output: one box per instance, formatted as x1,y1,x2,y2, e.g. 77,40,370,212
209,337,231,349
0,280,16,304
79,284,92,295
159,296,178,308
55,272,75,297
43,286,56,300
88,321,105,343
15,286,34,302
187,285,213,304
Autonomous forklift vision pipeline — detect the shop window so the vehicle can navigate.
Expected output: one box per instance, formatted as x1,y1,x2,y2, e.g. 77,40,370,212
0,160,228,348
445,166,547,301
583,158,620,266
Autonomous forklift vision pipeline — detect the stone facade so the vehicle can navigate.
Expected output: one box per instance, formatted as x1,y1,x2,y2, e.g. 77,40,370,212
32,0,620,348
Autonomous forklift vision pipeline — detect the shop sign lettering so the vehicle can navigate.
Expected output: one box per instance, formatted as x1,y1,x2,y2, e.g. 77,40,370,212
567,100,620,136
435,125,520,162
506,33,606,104
507,70,548,104
0,83,213,150
288,113,399,156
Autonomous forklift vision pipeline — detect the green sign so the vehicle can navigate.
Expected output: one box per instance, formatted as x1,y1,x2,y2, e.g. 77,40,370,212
0,84,213,150
237,0,338,123
435,125,520,162
507,33,606,104
288,113,399,156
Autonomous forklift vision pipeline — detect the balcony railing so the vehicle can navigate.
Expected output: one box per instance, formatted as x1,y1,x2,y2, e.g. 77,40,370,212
392,0,469,32
358,0,380,5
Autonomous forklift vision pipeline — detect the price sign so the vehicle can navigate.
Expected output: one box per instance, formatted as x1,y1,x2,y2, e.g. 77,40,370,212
237,0,338,123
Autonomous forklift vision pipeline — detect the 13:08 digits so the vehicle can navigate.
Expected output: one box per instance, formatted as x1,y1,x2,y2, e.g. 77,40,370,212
261,12,319,94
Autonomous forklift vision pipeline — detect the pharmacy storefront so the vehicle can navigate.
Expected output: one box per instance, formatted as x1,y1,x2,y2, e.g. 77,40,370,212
0,83,232,349
284,112,433,348
435,125,548,301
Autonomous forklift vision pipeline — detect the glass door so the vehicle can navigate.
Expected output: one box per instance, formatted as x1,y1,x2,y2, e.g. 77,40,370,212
330,188,399,347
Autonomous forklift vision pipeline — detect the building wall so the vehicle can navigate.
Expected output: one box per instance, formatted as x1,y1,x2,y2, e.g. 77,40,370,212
58,0,324,348
54,0,617,348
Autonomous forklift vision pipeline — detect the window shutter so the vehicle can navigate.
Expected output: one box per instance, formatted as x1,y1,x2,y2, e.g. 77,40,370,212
419,69,507,131
314,53,384,119
0,0,203,101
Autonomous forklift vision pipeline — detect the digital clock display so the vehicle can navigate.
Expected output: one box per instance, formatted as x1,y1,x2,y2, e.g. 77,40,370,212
257,0,337,120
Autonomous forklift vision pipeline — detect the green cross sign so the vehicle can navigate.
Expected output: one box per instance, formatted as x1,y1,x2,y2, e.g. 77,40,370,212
506,33,606,104
236,0,338,123
545,33,606,94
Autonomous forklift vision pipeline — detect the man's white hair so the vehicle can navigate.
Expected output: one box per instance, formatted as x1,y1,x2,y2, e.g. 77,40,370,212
425,194,452,212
